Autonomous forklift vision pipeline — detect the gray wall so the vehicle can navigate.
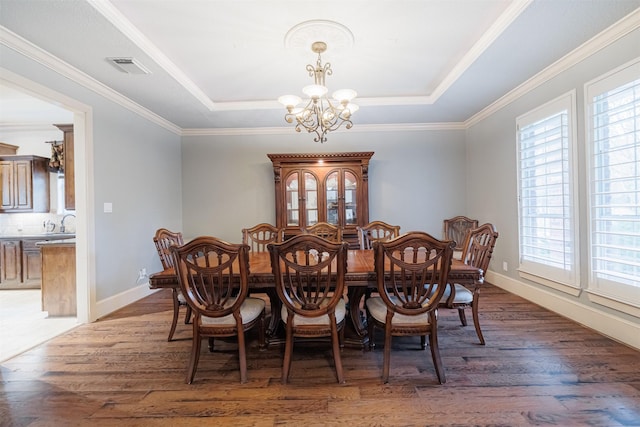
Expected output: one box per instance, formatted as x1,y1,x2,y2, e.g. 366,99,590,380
180,130,467,243
1,45,183,302
466,28,640,329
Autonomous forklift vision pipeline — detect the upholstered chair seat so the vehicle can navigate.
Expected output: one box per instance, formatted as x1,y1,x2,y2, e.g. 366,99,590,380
280,299,346,327
201,298,266,326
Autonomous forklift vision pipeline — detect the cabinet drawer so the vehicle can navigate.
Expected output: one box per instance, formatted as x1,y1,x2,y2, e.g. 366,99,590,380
21,239,39,251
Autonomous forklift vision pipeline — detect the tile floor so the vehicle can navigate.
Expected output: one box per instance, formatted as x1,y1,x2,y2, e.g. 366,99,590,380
0,289,78,362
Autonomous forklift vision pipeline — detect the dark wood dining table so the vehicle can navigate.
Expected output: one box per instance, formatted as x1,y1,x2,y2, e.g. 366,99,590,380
149,249,483,347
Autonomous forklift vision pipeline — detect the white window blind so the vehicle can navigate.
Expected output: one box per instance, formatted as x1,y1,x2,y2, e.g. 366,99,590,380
587,60,640,303
517,92,578,287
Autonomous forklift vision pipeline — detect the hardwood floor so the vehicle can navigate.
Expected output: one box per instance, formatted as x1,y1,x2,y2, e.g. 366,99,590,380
1,284,639,426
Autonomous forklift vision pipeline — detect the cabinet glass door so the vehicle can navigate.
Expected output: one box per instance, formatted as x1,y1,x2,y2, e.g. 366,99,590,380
304,172,318,226
285,172,299,226
344,171,357,225
326,171,338,225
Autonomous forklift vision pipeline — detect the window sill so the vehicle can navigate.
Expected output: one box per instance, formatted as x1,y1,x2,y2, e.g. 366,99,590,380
518,269,581,296
587,290,640,318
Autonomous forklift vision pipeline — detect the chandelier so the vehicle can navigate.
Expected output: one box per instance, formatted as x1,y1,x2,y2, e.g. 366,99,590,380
278,41,358,143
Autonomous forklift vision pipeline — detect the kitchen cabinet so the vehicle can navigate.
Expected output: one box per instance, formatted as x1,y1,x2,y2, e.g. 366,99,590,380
268,152,373,247
40,240,76,316
22,239,43,286
0,155,50,213
0,235,74,289
54,124,74,211
0,239,21,287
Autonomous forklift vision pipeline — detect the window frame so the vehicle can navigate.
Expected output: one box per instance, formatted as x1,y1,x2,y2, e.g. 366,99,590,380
585,57,640,310
516,90,580,294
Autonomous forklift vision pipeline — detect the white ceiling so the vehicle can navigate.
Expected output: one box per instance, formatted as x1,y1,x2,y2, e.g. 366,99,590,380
0,0,638,131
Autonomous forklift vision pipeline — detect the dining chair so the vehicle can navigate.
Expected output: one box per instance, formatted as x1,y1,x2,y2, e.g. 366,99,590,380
438,223,499,345
267,234,349,384
443,216,479,256
302,222,342,243
170,236,266,384
357,220,401,250
241,223,283,336
241,223,283,252
153,228,191,341
366,231,454,384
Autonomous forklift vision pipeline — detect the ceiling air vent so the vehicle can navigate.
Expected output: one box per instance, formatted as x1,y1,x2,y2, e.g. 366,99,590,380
107,57,150,75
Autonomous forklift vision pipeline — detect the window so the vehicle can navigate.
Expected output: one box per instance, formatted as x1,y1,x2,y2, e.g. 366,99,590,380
517,91,579,290
586,59,640,306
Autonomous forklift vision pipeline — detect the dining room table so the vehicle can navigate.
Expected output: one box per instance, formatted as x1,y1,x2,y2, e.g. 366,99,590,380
149,249,483,348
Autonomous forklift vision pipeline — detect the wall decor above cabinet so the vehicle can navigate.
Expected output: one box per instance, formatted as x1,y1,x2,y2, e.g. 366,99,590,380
0,155,50,213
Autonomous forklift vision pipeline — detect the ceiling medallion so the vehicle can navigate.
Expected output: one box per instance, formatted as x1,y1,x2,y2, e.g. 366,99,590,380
284,20,354,52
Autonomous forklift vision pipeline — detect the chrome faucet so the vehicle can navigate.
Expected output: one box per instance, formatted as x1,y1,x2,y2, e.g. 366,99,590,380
60,214,76,233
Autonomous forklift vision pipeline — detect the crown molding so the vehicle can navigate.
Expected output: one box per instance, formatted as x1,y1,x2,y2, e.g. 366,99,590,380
0,25,181,135
465,7,640,128
430,0,533,101
0,122,63,132
180,122,466,137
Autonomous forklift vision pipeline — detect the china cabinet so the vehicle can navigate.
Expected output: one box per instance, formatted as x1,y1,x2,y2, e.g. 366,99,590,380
268,152,373,247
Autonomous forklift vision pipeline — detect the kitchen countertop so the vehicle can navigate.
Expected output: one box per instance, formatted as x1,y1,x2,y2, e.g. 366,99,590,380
0,233,76,239
35,238,76,246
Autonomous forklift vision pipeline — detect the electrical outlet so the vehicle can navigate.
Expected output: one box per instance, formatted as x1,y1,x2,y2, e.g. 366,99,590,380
136,268,149,285
502,261,508,272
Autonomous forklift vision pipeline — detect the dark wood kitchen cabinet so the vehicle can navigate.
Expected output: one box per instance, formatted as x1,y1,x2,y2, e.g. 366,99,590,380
0,155,50,213
21,239,43,286
0,239,21,287
268,152,373,248
0,235,75,289
54,124,75,211
40,241,76,316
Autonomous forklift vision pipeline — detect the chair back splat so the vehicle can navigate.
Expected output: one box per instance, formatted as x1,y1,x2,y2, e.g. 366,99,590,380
443,216,478,252
153,228,184,270
302,222,342,243
268,234,349,384
242,223,283,252
366,231,454,384
357,220,401,250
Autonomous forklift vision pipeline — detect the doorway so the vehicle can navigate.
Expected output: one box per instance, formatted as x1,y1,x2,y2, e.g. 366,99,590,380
0,72,92,361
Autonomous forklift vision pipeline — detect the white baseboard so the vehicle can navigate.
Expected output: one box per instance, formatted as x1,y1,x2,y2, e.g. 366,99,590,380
95,283,159,319
486,271,640,351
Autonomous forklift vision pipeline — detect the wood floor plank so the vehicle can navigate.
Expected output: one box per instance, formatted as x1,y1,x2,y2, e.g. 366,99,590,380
1,284,639,426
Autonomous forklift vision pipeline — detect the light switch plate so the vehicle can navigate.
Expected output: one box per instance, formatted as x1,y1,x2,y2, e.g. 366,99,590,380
104,202,113,213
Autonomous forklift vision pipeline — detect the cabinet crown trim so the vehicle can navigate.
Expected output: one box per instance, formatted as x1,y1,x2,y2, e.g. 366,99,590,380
267,152,374,165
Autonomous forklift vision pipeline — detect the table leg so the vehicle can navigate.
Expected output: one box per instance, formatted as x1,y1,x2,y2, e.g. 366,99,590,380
264,288,282,337
343,286,369,348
